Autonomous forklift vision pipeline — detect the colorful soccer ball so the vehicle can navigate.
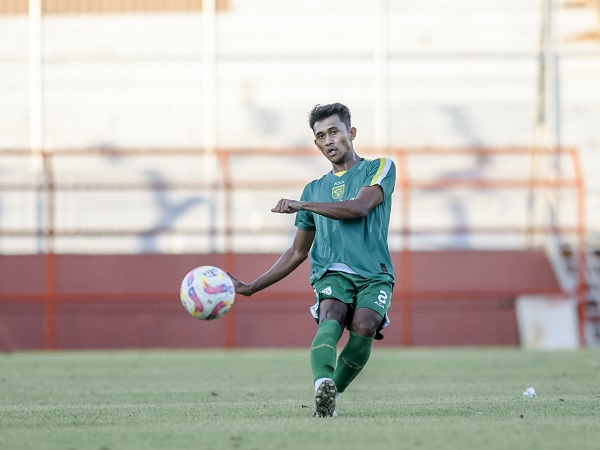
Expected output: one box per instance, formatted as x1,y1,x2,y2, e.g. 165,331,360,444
180,266,235,320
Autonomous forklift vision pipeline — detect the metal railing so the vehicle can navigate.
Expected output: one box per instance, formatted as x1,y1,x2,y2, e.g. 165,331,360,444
0,146,588,347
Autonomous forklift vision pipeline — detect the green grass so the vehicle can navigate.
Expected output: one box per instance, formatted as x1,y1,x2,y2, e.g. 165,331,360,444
0,348,599,450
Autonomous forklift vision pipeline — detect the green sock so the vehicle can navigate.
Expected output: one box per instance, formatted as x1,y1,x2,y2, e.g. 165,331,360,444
333,331,373,393
311,320,343,382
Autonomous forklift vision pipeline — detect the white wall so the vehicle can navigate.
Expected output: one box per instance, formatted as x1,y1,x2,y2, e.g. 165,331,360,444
0,0,598,253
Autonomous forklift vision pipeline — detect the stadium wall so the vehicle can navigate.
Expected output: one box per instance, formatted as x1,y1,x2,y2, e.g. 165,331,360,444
0,250,561,351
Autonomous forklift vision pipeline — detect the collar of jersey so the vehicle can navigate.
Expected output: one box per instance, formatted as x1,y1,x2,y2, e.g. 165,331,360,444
332,158,364,177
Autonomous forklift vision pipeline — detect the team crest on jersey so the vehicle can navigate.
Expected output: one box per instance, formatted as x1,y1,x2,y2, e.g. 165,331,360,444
332,182,345,199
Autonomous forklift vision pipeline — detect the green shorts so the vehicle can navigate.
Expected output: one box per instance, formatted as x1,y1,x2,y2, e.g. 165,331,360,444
310,271,393,339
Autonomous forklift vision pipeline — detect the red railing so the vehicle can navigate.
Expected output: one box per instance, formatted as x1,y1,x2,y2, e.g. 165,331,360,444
0,146,587,348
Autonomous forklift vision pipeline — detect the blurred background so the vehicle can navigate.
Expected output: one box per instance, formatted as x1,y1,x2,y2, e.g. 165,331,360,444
0,0,598,350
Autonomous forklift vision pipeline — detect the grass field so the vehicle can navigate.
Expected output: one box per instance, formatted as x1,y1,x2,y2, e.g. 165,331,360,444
0,348,598,450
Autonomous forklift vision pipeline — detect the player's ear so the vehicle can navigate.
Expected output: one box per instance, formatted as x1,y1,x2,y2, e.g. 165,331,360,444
349,126,357,141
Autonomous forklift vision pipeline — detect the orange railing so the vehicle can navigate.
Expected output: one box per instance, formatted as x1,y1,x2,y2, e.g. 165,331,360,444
0,147,587,348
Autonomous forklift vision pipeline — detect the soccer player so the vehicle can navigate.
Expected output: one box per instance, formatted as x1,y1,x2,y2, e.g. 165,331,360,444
228,103,395,417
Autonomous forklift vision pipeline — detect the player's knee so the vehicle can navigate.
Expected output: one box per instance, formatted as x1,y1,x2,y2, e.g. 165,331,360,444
351,321,378,338
319,298,347,328
351,309,383,337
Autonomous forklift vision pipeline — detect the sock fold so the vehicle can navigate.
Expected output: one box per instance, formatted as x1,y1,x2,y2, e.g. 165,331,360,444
333,331,373,393
311,320,343,383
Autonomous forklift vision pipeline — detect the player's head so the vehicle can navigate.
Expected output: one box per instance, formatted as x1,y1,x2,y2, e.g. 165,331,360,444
308,103,352,133
309,103,357,165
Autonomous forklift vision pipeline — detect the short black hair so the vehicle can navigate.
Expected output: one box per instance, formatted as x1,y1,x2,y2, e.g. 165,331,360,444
308,103,351,132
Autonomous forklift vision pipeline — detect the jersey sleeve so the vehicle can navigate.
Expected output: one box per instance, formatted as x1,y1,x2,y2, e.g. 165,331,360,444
294,183,316,231
364,157,396,197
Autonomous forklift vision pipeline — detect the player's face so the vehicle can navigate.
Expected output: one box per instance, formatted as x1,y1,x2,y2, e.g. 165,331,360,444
312,114,356,165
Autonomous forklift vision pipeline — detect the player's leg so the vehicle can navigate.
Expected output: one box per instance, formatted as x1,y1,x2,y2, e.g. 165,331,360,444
311,298,346,417
333,279,392,394
310,273,354,385
313,299,348,371
333,308,381,394
311,298,346,382
310,272,357,417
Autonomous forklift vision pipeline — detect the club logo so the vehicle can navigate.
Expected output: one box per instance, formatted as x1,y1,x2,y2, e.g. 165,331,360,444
332,182,345,199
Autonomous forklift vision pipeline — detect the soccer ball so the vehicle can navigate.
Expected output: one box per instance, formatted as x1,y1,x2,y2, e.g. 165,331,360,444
180,265,235,320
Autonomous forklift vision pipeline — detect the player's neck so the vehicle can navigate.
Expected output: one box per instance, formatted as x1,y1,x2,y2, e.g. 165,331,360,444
331,153,361,174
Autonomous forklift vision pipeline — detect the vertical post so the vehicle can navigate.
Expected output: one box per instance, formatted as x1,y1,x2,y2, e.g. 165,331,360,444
202,0,217,183
29,0,44,252
202,0,220,255
396,150,413,346
218,150,235,275
528,0,552,247
218,150,236,349
373,0,389,152
29,0,43,155
571,149,587,346
44,252,58,350
29,0,56,349
43,152,57,350
547,1,564,250
550,1,562,167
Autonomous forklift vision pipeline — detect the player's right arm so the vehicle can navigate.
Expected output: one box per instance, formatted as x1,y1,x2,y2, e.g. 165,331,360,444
271,184,383,220
229,228,315,296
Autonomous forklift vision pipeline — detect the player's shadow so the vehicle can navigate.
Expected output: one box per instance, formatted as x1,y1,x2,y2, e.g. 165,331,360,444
139,169,210,253
94,146,215,253
437,106,493,248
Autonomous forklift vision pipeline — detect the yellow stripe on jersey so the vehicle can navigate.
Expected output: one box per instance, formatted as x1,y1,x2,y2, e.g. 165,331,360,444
370,158,390,186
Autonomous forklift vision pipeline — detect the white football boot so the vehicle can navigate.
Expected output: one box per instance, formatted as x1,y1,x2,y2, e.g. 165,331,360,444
314,378,337,418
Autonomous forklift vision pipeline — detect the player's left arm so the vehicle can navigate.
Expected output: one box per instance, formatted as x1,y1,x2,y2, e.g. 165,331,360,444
271,184,383,220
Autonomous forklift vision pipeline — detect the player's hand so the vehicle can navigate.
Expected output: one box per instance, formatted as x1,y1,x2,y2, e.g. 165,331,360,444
271,198,303,214
227,273,253,296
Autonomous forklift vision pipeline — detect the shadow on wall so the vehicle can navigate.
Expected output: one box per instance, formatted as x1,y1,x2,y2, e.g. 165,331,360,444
432,106,494,248
141,169,208,253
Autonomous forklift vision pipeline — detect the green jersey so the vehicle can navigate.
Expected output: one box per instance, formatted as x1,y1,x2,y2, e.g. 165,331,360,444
295,157,396,285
